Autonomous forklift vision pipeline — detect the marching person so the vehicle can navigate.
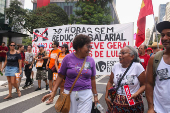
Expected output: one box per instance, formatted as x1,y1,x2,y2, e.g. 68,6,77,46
46,41,61,93
148,42,164,54
146,21,170,113
56,43,69,94
1,42,22,99
42,34,99,113
138,44,150,70
17,44,25,87
105,46,145,113
146,48,153,57
0,42,8,70
34,45,49,91
22,45,34,89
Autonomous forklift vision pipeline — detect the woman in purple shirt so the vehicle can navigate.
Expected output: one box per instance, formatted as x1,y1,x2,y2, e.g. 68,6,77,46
42,34,99,113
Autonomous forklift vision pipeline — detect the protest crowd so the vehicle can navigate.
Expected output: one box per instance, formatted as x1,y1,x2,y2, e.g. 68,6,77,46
0,21,170,113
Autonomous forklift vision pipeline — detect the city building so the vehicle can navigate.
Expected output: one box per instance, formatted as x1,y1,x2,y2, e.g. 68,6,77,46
32,0,120,24
165,2,170,21
148,17,159,45
158,4,166,23
0,0,28,45
145,28,150,45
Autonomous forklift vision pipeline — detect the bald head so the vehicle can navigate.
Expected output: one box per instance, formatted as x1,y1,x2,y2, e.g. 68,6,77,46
138,44,147,55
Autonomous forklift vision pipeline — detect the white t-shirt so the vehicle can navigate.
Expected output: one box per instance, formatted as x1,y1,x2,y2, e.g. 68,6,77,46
154,57,170,113
25,52,35,64
112,62,144,96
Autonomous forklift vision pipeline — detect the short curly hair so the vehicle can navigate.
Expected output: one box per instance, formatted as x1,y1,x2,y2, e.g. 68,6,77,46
73,34,91,51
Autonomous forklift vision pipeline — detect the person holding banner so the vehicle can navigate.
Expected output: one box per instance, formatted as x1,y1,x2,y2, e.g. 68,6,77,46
1,42,22,99
105,46,145,113
34,45,49,91
46,41,61,94
42,34,99,113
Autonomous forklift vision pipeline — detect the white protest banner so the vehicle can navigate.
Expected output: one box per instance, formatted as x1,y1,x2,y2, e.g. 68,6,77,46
32,23,134,75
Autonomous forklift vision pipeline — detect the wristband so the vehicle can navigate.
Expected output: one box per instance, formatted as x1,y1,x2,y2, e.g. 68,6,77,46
93,93,98,97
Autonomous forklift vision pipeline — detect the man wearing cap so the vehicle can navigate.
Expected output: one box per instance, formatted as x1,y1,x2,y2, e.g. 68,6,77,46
138,44,150,70
146,21,170,113
34,45,49,91
46,41,61,94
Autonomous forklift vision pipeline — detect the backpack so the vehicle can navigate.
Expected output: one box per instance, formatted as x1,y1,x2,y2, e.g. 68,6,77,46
153,50,164,85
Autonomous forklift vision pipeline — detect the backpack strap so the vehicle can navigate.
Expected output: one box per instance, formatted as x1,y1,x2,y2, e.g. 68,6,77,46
153,50,164,85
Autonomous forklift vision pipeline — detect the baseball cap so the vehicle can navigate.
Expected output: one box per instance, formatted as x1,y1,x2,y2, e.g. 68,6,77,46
37,45,44,48
59,44,68,48
156,21,170,33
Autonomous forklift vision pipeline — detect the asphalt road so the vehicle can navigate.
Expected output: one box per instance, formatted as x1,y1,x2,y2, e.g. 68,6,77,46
0,74,148,113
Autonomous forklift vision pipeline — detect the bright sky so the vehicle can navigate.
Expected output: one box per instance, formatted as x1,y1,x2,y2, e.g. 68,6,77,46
24,0,169,33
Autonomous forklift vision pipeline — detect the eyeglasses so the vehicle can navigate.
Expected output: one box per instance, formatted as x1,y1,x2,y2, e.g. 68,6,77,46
10,45,15,47
87,45,92,49
119,52,131,55
61,47,65,48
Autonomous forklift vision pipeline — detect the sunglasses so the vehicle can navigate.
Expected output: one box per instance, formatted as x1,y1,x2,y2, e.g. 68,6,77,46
152,47,157,49
10,45,15,46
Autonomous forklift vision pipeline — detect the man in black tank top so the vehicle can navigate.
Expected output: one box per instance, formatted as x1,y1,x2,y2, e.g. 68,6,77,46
34,45,49,91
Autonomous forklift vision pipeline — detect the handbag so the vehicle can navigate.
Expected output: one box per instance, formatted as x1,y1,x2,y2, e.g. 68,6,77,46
108,61,133,102
91,102,100,113
55,57,87,113
51,65,57,72
51,52,61,72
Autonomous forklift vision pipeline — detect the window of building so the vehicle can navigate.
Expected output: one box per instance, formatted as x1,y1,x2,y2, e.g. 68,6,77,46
64,6,73,16
0,0,6,24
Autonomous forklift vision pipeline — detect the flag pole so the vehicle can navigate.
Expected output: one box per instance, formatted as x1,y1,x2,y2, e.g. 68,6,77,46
153,14,159,49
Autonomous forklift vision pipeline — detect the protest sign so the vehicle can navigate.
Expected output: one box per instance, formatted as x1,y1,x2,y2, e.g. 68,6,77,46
32,23,134,75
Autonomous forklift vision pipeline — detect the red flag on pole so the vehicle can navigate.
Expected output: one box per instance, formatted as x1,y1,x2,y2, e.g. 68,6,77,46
135,0,154,47
37,0,50,8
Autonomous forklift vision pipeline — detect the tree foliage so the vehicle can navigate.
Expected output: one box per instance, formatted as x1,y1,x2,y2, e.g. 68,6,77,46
5,0,27,32
25,4,68,33
5,0,69,34
154,34,161,43
70,1,114,25
22,37,32,46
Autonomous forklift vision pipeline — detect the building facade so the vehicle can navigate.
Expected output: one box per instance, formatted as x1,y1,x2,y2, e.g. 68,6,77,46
165,2,170,21
0,0,27,45
145,28,150,45
158,4,166,23
32,0,120,24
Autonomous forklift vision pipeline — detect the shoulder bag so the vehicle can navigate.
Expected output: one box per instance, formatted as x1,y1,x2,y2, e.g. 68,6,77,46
108,61,133,102
55,57,87,113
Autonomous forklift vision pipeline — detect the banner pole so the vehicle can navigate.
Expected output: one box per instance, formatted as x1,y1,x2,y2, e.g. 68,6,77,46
153,14,159,49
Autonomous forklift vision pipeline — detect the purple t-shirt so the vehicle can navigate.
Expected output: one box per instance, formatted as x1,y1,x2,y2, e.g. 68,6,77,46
58,53,96,91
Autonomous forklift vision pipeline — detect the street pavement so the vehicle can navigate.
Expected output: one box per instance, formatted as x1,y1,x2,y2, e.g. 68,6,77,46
0,73,148,113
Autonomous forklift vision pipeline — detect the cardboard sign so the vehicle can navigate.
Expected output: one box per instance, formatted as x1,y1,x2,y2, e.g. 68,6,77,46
15,73,20,83
124,85,135,106
36,60,44,67
53,73,58,80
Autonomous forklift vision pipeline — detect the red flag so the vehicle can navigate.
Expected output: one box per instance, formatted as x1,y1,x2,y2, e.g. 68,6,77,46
135,0,154,47
37,0,50,8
